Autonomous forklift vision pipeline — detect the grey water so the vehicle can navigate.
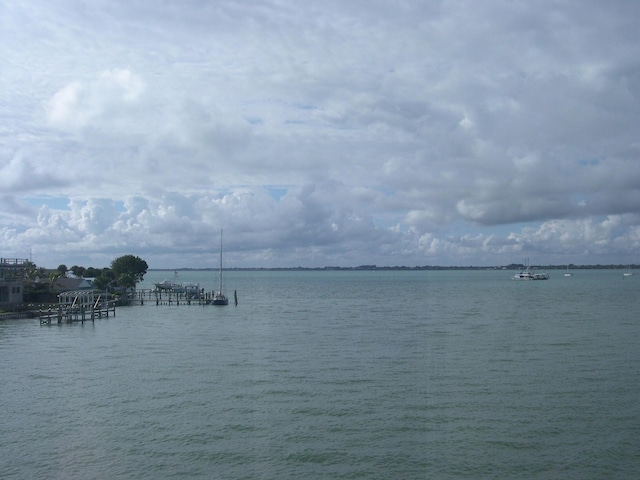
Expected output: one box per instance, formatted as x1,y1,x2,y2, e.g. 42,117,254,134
1,270,638,479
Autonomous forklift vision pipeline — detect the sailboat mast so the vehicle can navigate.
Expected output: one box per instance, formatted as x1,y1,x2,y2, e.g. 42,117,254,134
218,229,223,293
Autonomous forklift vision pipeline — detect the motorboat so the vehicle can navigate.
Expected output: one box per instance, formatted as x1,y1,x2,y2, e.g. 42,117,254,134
155,273,200,294
512,269,549,280
512,260,549,280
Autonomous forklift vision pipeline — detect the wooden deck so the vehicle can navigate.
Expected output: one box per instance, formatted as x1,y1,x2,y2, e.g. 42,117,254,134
39,290,117,325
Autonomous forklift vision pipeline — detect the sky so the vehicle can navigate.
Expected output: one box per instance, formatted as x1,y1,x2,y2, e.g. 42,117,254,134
2,0,640,269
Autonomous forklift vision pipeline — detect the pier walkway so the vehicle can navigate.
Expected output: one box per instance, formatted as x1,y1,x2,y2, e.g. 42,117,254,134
133,288,236,306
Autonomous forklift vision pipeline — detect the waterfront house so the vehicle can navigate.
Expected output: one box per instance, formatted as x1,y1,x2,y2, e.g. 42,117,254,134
0,258,28,307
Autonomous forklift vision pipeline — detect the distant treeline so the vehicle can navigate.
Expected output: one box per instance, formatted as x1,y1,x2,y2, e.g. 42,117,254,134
150,264,636,272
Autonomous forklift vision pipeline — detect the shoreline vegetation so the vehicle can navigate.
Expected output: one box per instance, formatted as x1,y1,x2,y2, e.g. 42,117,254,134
150,264,636,272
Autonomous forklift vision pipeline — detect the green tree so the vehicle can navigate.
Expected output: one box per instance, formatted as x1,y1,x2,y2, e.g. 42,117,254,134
49,271,62,290
70,265,86,277
85,267,102,278
57,264,68,277
93,268,116,291
116,273,136,289
110,255,148,285
22,261,49,295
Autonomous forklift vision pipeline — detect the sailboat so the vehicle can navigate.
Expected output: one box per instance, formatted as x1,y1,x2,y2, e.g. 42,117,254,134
623,265,633,277
564,264,573,277
211,229,229,305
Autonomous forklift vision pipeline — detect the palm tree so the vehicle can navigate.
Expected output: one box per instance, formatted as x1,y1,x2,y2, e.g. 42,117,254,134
48,271,63,292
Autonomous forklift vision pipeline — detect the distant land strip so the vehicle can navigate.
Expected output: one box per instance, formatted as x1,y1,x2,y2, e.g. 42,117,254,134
150,264,636,272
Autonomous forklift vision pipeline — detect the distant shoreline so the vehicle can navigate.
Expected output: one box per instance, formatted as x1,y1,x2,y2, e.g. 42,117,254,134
150,264,636,272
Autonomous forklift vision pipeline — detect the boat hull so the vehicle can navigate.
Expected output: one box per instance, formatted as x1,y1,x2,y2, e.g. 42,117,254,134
512,272,549,280
210,291,228,305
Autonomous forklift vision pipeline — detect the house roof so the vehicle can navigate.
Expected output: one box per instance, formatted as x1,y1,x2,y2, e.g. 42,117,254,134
53,277,93,292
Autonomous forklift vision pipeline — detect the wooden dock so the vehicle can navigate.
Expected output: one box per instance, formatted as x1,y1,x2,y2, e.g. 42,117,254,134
133,288,237,306
39,288,238,325
39,290,117,325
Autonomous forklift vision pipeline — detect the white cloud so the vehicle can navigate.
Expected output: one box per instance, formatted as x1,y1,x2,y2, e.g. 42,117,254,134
47,69,146,131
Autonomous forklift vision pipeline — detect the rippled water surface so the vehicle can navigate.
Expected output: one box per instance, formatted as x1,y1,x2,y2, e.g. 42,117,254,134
1,270,639,479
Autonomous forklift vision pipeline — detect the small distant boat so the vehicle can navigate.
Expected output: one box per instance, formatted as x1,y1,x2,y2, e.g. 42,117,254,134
623,265,633,277
512,259,549,280
211,229,229,305
564,264,573,277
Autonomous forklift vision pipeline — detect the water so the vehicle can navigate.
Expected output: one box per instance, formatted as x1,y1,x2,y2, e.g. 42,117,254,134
1,270,638,479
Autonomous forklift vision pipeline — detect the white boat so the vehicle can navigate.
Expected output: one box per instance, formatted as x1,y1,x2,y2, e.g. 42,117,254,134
512,260,549,280
155,272,200,294
512,268,549,280
564,264,573,277
211,229,229,305
623,265,633,277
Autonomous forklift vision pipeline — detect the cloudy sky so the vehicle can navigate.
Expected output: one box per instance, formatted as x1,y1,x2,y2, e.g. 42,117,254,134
2,0,640,269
